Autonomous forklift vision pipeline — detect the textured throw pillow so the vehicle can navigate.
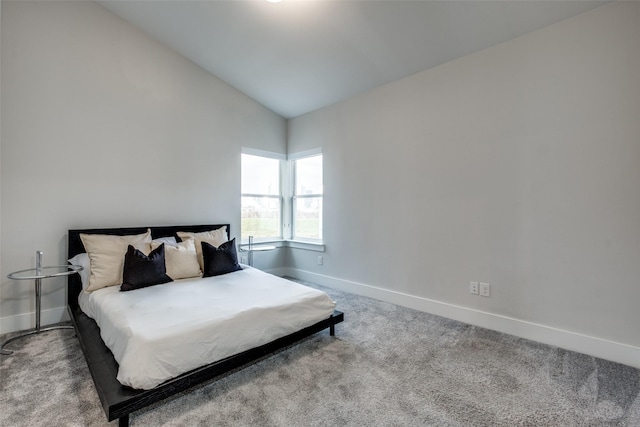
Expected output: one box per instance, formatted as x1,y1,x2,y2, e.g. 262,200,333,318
151,238,201,280
121,244,173,291
177,227,228,270
202,239,242,277
80,229,152,291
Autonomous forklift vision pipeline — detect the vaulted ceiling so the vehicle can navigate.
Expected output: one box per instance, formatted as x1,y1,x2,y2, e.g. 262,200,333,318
100,1,608,118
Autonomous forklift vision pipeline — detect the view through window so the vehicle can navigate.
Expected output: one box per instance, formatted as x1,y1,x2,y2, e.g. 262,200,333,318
241,150,323,243
241,153,282,241
292,154,323,241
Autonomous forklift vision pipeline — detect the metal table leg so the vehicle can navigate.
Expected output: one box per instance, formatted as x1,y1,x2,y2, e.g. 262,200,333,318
1,277,73,355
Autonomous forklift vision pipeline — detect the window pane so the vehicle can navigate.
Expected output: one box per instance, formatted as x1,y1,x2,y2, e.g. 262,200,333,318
242,154,280,195
294,197,322,239
295,155,322,195
241,196,281,239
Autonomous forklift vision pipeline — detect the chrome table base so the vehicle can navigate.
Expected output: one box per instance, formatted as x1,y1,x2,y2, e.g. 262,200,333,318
1,324,74,355
2,252,82,355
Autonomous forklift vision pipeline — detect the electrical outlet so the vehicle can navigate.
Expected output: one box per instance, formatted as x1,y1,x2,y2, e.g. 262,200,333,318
240,256,247,264
480,282,491,297
317,256,323,265
469,281,479,295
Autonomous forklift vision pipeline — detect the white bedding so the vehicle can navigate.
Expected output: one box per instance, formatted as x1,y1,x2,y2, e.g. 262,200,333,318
79,267,336,389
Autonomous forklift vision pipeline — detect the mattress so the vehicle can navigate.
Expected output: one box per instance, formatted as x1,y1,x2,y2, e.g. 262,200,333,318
78,267,336,389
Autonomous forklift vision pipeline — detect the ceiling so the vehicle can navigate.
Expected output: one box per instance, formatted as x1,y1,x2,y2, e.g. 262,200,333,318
99,0,609,119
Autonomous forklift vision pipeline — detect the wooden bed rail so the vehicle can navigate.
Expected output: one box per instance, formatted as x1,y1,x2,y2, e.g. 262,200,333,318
70,305,343,426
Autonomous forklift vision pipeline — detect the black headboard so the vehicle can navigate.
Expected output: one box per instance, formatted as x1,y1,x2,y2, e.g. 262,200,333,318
67,224,230,309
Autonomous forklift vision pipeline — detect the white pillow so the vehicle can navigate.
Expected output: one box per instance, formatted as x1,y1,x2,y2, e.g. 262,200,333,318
80,229,152,292
68,253,90,290
151,239,201,280
152,236,178,247
177,227,228,270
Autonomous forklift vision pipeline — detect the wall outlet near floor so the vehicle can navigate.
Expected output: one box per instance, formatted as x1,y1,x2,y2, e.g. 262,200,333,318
480,282,491,297
469,281,479,295
240,256,247,264
317,256,323,265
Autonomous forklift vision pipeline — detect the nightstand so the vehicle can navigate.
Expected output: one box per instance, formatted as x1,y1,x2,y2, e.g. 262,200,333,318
1,251,83,355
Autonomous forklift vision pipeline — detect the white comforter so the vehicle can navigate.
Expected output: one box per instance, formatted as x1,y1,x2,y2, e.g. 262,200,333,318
79,267,336,389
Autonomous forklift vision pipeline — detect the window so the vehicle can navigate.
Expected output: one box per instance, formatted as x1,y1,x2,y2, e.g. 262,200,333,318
241,149,323,245
241,151,283,242
291,153,323,242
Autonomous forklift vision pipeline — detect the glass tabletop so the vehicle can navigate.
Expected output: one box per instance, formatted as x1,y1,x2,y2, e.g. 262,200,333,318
7,265,83,280
240,245,276,252
249,245,276,251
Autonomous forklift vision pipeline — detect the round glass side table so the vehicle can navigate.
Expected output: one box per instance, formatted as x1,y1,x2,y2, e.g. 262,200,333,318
240,236,276,266
1,255,83,355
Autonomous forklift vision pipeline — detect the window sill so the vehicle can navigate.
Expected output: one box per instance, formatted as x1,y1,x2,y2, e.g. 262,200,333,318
285,240,325,252
239,239,325,252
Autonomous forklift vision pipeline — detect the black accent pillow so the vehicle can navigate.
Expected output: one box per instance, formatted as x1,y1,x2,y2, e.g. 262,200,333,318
121,244,173,291
202,238,242,277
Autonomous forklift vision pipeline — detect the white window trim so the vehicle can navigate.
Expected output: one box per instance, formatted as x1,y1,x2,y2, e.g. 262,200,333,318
238,239,325,252
241,147,324,247
289,149,323,243
282,156,293,240
241,148,286,243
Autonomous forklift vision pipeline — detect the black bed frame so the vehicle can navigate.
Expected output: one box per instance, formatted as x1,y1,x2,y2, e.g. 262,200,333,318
67,224,344,427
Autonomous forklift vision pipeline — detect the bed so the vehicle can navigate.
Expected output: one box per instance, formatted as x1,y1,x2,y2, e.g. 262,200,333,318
67,224,344,427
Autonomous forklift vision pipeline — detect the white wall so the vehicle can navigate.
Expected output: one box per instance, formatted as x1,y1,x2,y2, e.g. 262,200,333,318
0,1,286,332
0,1,3,309
288,2,640,364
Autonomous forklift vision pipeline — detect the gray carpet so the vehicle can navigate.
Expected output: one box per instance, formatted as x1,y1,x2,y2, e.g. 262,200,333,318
1,280,639,426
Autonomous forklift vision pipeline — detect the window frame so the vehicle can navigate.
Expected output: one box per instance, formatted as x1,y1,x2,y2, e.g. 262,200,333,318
241,148,324,249
289,149,323,243
240,148,286,244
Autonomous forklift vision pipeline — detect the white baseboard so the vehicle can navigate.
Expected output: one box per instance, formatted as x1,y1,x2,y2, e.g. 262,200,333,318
0,307,70,335
281,267,640,370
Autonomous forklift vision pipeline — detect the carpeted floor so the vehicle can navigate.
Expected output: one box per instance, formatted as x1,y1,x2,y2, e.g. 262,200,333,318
1,280,639,426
